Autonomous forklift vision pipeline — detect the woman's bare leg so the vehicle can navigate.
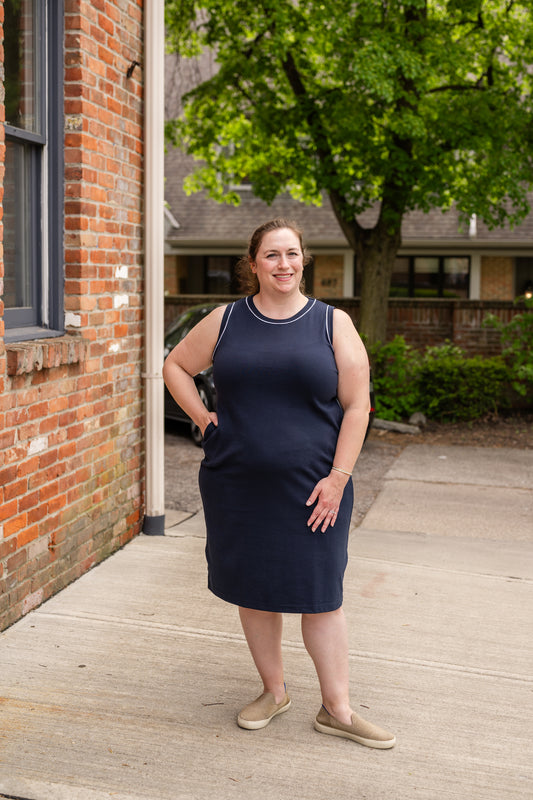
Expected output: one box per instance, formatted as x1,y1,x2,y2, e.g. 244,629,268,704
301,607,353,724
238,607,286,702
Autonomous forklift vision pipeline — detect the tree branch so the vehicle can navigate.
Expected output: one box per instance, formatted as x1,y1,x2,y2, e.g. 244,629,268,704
427,83,487,94
281,51,364,242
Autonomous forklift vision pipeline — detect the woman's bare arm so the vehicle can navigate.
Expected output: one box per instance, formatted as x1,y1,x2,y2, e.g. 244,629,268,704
162,305,227,435
306,309,370,533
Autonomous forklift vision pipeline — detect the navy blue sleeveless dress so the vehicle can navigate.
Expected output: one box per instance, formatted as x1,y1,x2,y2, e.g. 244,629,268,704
199,296,353,613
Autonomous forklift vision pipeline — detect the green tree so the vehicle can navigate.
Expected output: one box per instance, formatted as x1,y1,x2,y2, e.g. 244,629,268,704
165,0,533,344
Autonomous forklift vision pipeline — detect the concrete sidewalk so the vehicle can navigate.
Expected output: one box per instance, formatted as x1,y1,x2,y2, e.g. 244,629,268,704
1,445,532,800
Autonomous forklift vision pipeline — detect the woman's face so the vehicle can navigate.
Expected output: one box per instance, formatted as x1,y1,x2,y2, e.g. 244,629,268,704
251,228,304,296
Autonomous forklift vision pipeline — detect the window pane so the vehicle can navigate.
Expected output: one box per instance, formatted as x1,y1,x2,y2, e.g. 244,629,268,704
4,0,41,133
514,257,533,298
3,139,34,310
443,257,470,298
206,256,232,293
390,257,410,297
414,257,439,297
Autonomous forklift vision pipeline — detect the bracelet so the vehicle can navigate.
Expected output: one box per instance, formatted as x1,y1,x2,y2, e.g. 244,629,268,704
331,465,353,477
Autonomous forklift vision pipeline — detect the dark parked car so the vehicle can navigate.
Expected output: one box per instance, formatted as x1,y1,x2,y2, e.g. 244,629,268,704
164,303,375,445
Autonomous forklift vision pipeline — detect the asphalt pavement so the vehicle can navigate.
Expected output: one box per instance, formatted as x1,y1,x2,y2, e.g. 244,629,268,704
1,443,532,800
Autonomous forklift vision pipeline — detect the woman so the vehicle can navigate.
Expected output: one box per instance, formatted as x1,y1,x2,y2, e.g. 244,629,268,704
163,219,395,748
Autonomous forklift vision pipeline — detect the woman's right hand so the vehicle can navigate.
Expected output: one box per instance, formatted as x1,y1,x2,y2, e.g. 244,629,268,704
201,411,218,436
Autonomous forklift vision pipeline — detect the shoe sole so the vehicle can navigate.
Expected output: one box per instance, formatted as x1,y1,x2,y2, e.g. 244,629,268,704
237,699,292,730
314,719,396,749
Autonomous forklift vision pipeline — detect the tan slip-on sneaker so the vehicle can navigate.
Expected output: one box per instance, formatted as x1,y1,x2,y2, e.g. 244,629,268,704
314,705,396,749
237,691,292,730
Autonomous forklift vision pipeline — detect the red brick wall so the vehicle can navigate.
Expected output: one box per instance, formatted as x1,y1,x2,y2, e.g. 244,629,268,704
0,1,145,631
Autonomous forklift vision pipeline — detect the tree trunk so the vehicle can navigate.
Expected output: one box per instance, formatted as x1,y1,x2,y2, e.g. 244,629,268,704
328,187,405,347
355,223,402,346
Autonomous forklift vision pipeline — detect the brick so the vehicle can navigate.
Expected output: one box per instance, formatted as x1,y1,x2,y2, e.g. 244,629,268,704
48,494,67,514
0,464,18,486
22,588,44,616
0,537,16,560
17,456,41,478
0,498,18,523
58,441,77,461
39,415,59,435
39,449,59,469
4,478,28,502
6,408,29,427
17,525,39,549
27,504,49,526
18,489,41,513
49,396,69,414
59,409,77,427
0,430,16,449
7,548,27,575
39,481,60,503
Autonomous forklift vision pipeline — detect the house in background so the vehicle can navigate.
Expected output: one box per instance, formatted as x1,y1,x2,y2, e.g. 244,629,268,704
0,0,148,630
164,145,533,304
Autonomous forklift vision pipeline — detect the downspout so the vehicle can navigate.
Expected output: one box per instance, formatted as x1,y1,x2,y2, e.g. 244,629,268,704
142,0,165,535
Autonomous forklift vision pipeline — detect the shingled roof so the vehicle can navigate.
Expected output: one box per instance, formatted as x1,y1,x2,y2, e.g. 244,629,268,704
165,146,533,252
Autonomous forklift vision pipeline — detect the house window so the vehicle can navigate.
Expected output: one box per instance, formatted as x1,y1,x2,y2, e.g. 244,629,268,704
442,257,469,297
171,255,240,294
3,0,64,341
390,257,410,297
206,256,235,293
515,257,533,298
390,256,470,298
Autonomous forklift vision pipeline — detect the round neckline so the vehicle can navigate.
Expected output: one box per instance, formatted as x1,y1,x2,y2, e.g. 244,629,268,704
247,295,315,324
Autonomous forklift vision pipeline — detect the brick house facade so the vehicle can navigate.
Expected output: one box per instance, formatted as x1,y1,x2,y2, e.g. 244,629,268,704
0,1,146,630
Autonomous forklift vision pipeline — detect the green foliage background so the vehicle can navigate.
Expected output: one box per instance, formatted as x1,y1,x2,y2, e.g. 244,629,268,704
166,0,533,230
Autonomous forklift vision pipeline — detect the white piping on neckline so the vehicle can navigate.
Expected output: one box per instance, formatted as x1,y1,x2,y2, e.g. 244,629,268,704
245,296,317,325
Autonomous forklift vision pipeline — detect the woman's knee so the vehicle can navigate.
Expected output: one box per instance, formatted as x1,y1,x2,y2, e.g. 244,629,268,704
302,607,344,624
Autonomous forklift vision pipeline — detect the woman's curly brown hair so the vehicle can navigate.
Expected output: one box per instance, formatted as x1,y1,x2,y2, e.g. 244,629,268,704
235,218,312,295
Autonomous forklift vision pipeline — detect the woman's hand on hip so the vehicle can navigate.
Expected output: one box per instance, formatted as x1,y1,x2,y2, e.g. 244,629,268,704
305,471,349,533
200,411,218,436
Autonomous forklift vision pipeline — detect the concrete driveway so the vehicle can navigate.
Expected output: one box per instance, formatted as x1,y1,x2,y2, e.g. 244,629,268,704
0,442,531,800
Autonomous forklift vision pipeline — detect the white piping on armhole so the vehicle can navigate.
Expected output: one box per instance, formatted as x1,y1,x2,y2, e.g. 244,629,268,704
325,305,334,347
212,303,235,359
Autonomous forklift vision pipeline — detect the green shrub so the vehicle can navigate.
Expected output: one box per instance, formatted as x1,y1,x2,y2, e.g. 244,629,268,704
368,337,512,423
417,345,510,422
367,336,422,421
484,298,533,400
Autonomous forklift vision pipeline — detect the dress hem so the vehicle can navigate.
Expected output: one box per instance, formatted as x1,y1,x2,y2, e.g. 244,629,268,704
208,584,343,614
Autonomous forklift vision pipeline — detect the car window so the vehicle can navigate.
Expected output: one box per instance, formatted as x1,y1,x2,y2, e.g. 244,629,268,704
164,305,217,355
165,316,194,350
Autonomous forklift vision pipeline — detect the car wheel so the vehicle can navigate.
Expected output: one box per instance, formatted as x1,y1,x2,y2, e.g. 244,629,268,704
191,385,211,447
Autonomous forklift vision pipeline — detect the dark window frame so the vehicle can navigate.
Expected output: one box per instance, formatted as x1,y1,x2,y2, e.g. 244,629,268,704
4,0,65,343
390,255,471,299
